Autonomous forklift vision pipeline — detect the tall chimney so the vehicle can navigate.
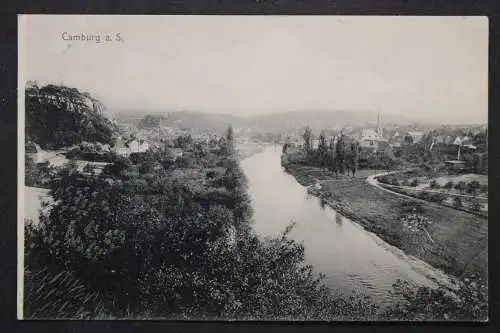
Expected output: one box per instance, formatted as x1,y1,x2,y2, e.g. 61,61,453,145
376,110,381,136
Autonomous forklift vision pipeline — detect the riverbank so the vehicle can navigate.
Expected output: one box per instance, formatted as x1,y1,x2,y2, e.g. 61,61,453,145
236,143,266,160
286,164,487,281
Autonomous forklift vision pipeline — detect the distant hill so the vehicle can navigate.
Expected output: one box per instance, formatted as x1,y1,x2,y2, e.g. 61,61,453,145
112,109,415,134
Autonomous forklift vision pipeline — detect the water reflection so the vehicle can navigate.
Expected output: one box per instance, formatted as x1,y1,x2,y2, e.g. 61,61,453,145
319,197,327,210
241,146,444,304
335,213,343,226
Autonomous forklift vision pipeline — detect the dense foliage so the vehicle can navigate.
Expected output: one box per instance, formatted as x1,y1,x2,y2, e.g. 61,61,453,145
25,130,377,320
382,277,487,321
25,82,117,149
25,155,54,188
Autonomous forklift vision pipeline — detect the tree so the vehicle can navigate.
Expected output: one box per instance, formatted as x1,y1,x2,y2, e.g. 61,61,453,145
454,181,467,194
467,181,480,197
25,83,117,149
303,127,312,154
403,135,414,145
317,131,328,169
350,142,360,177
444,181,454,191
382,277,487,321
327,138,337,176
429,179,440,189
225,125,235,156
470,199,482,215
336,135,346,175
174,134,193,149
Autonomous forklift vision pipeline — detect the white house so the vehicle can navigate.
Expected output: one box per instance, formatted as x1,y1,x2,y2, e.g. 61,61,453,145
407,131,424,143
129,140,140,153
113,137,130,157
138,140,149,153
359,129,387,151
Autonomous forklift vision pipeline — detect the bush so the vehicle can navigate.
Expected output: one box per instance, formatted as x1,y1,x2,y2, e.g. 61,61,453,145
430,193,447,203
418,191,430,200
470,199,482,215
410,178,420,187
391,178,400,186
25,155,54,188
378,176,390,184
381,277,487,321
443,181,454,191
429,179,440,189
25,154,379,320
402,179,410,186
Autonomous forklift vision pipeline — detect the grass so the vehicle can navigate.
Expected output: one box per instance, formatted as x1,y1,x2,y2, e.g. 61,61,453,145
287,165,488,281
24,267,105,319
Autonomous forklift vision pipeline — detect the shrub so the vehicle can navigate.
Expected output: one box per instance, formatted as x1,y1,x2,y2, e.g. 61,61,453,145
418,191,430,200
430,193,447,203
444,181,454,191
381,277,487,321
429,179,440,189
470,199,482,215
402,179,410,186
25,155,379,320
454,181,467,194
410,178,420,187
378,176,390,184
391,178,400,186
453,197,463,209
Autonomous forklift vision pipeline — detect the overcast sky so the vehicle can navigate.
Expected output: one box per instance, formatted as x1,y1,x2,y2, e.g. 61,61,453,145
20,15,488,123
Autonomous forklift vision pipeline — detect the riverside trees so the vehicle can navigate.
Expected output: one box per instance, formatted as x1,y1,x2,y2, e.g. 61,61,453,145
24,128,377,320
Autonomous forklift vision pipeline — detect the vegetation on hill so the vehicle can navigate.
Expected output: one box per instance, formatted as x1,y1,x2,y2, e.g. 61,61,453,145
25,82,117,149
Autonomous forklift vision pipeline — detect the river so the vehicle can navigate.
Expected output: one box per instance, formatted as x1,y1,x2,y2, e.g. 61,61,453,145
240,145,452,307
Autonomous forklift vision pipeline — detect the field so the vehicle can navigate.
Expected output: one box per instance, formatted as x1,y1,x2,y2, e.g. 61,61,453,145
287,165,488,280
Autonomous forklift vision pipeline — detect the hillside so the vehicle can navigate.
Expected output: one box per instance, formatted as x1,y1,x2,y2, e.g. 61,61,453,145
25,82,118,149
112,109,414,134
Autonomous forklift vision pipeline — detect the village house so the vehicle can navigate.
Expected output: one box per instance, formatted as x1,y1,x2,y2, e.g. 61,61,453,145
138,140,149,153
113,137,131,157
358,129,387,152
406,131,425,143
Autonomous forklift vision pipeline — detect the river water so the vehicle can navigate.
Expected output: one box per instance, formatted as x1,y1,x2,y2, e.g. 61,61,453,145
240,145,453,306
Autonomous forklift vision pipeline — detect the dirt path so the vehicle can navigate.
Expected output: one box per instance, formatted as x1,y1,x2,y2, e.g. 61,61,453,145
367,171,487,201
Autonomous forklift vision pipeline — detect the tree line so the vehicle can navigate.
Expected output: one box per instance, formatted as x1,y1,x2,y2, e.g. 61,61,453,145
284,126,361,176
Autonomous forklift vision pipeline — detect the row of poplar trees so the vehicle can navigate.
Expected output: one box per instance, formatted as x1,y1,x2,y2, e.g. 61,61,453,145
302,126,360,176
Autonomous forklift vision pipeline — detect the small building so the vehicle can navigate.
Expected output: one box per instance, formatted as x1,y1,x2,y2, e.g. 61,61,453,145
453,136,462,146
129,140,140,153
407,131,425,143
138,140,149,153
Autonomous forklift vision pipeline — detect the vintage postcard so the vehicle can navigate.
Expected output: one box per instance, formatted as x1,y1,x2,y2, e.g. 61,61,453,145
18,15,488,320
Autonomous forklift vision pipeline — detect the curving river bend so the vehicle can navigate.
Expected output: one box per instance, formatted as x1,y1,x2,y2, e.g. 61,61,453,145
240,145,453,307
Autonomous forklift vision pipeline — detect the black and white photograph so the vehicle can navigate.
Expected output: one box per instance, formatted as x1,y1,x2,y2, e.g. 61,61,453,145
18,15,488,321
